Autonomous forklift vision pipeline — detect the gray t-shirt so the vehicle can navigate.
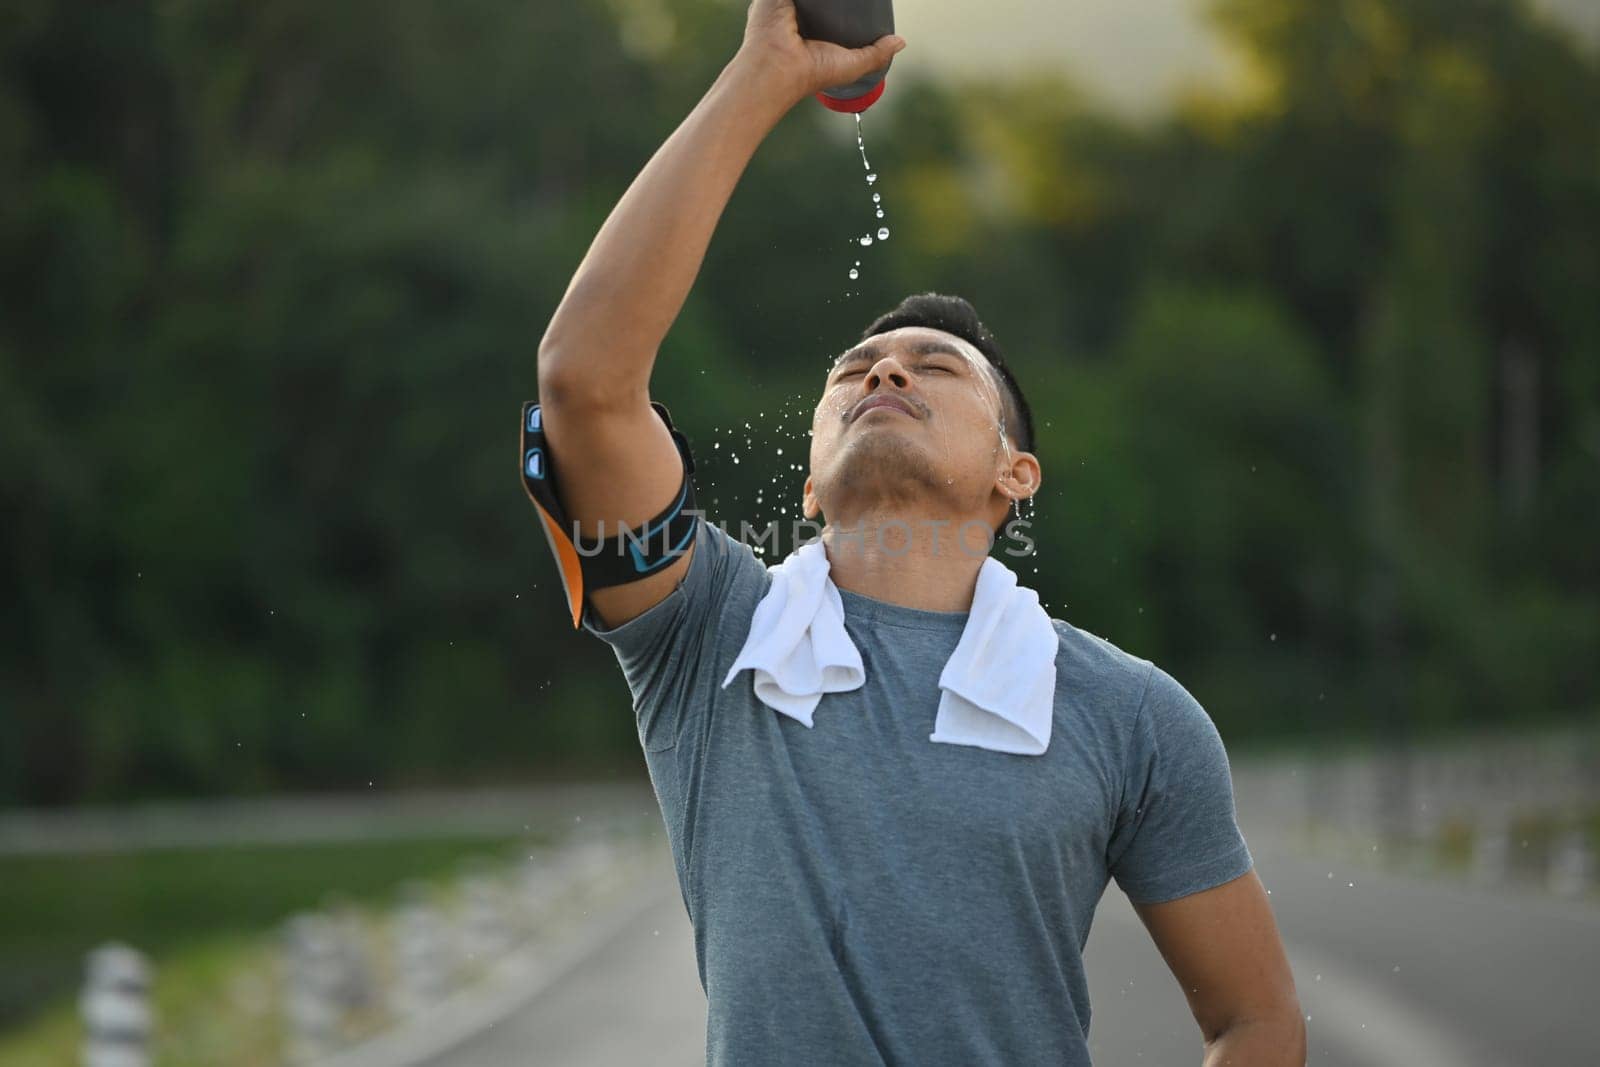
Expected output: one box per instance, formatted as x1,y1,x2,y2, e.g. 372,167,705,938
581,516,1254,1065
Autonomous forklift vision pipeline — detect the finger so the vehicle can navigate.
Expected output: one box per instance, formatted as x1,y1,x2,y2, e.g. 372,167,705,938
819,33,906,85
859,33,907,67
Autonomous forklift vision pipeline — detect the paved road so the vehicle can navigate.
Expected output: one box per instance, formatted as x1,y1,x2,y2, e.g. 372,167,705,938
439,877,706,1067
424,821,1600,1066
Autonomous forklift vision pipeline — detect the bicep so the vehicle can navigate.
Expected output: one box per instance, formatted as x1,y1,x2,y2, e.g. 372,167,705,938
1132,869,1299,1042
538,384,694,630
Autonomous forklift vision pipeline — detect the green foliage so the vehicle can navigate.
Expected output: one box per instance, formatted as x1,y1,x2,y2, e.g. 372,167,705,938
1,0,1596,802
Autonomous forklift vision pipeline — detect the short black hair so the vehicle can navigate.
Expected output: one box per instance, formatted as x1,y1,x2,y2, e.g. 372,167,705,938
859,293,1036,456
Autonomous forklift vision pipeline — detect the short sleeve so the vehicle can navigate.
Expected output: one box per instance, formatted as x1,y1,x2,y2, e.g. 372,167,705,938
1106,664,1254,905
580,515,765,752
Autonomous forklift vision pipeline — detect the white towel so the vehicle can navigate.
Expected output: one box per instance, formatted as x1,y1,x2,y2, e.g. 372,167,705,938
720,539,1058,756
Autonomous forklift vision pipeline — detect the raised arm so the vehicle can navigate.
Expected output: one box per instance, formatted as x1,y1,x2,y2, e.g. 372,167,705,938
536,0,905,630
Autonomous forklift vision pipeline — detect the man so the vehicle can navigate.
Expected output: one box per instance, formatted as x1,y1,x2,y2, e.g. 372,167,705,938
531,1,1305,1063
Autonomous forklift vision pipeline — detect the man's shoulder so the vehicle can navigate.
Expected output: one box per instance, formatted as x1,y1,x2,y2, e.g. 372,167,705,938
697,514,772,582
1049,616,1157,707
1048,620,1227,755
691,514,776,618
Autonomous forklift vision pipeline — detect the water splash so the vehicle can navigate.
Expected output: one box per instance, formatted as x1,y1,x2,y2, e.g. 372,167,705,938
846,114,890,280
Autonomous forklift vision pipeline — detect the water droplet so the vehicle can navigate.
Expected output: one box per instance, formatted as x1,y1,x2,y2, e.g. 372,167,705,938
859,236,873,246
866,173,877,184
872,193,880,203
877,227,890,241
848,268,859,279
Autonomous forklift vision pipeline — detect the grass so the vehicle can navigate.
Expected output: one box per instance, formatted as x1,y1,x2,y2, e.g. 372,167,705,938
0,832,548,1066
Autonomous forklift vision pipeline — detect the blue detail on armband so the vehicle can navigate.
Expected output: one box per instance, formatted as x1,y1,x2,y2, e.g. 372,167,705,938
628,516,697,574
525,448,544,479
526,406,542,433
625,479,693,573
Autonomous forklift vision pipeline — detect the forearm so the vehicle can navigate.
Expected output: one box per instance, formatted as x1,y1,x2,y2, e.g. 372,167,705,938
538,57,796,401
1203,1012,1306,1066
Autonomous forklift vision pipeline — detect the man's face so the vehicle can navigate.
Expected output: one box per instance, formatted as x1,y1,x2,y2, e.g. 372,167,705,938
803,326,1025,527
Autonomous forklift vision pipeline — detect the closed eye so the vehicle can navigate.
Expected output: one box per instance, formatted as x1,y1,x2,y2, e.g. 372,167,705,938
832,360,958,381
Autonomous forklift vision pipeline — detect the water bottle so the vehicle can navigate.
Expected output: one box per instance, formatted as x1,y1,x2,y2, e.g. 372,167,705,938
794,0,896,113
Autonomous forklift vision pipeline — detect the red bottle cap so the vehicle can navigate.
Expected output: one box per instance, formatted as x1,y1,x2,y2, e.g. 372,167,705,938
816,79,886,113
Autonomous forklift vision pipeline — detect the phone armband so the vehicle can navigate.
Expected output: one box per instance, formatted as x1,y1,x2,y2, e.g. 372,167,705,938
519,400,699,629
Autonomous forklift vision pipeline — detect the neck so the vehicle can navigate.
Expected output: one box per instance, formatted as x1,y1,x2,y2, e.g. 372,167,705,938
818,505,995,613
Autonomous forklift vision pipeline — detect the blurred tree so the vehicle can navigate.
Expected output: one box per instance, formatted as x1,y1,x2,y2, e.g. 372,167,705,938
1,0,1595,802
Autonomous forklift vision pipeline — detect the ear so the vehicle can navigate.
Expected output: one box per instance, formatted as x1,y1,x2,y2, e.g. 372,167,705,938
803,473,821,520
997,451,1042,505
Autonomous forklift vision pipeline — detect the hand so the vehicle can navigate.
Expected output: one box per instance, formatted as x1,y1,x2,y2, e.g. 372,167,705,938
732,0,907,109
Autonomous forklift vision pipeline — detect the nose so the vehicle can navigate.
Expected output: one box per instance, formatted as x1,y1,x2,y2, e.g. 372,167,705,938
864,355,911,393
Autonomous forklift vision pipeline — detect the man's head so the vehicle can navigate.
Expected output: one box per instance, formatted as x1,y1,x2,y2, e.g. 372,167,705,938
803,293,1041,540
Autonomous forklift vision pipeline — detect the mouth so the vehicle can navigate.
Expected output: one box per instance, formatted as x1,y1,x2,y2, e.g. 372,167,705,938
851,395,919,422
